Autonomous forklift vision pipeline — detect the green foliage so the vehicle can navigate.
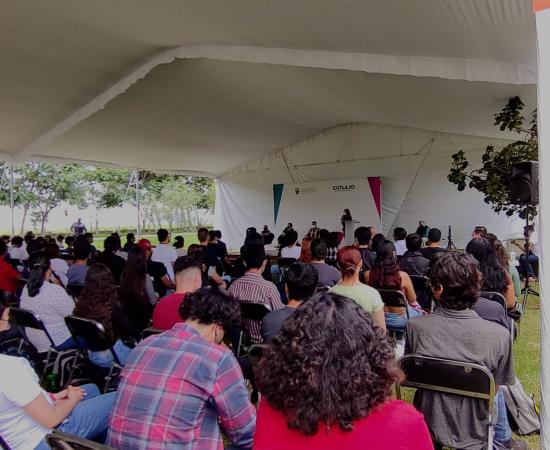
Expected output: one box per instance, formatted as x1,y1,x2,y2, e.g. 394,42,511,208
448,97,538,219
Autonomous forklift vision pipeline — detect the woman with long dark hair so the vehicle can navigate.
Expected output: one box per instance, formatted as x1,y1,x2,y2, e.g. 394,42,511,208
119,247,156,333
74,264,135,367
486,233,521,298
329,246,385,330
20,252,77,353
254,292,433,449
465,237,516,309
340,208,352,234
366,241,423,330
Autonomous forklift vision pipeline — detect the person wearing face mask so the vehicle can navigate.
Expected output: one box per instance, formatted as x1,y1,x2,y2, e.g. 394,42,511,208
107,288,256,450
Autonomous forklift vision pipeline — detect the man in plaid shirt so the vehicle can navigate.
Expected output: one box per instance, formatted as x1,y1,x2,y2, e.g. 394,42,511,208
107,288,255,450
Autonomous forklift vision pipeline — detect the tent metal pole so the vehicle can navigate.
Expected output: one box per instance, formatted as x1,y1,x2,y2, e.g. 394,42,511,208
135,171,141,239
9,164,14,236
535,6,550,448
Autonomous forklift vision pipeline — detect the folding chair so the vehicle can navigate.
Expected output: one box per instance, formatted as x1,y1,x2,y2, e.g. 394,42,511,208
480,291,516,342
409,275,431,311
141,327,164,339
246,343,269,403
377,289,409,339
64,316,122,393
9,307,60,382
397,354,496,450
237,302,271,356
46,430,115,450
315,285,330,293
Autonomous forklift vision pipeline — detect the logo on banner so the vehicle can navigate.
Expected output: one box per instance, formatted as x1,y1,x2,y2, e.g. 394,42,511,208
333,184,355,191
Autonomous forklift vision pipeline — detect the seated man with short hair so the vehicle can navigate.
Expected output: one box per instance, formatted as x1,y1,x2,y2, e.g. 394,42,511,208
152,256,203,330
67,239,91,285
354,226,376,274
405,252,525,450
262,261,318,342
399,233,429,276
310,238,341,288
108,288,256,450
419,228,446,261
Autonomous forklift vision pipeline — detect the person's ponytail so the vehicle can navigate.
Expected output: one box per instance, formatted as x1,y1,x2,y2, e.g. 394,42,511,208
26,252,50,297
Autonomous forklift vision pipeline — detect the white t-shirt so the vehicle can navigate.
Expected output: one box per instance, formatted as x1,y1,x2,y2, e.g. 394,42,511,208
280,245,301,259
0,354,52,450
50,258,69,286
20,283,74,353
152,243,177,280
8,246,28,261
394,240,407,256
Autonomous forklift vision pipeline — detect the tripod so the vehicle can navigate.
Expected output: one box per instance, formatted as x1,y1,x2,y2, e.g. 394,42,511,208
446,225,457,250
520,214,539,314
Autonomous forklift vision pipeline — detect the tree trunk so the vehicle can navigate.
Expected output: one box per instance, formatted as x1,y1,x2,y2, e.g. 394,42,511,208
19,205,30,235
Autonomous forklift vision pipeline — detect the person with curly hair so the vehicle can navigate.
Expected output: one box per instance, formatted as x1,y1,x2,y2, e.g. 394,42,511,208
329,246,386,331
108,288,255,450
406,251,523,449
73,264,137,367
254,292,433,449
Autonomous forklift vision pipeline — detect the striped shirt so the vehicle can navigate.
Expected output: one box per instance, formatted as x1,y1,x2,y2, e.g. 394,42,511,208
228,272,284,343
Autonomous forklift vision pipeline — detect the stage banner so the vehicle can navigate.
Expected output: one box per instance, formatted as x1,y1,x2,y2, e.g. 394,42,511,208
535,2,550,448
273,177,381,237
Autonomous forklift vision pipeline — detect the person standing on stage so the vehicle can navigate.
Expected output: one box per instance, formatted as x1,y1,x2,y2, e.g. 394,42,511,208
341,209,352,234
71,218,87,236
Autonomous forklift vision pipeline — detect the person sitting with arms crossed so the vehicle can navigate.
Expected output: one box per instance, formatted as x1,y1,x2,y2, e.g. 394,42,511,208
107,288,256,450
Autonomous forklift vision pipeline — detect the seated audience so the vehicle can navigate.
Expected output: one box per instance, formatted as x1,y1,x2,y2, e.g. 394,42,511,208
111,235,128,261
406,251,524,449
45,242,69,286
515,224,539,278
262,261,318,342
119,247,156,333
189,248,227,290
280,230,301,259
466,238,516,309
366,241,423,330
371,233,386,254
67,239,91,285
393,227,408,256
0,240,20,294
197,227,210,246
261,225,275,245
173,235,187,257
0,352,115,450
152,256,203,330
329,246,385,331
122,232,135,252
20,252,77,352
138,239,175,297
228,243,284,343
472,225,488,239
487,233,521,297
61,235,75,259
107,288,255,450
8,235,28,261
325,231,342,265
419,228,446,261
74,264,135,367
399,233,429,276
354,226,376,274
95,236,126,284
151,228,177,282
298,237,313,263
254,292,433,450
310,238,341,288
230,233,272,282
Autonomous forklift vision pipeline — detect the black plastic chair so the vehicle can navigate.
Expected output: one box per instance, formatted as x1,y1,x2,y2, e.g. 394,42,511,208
9,307,59,381
46,430,115,450
397,354,496,450
378,289,410,339
64,316,121,393
409,275,431,311
66,284,84,299
480,291,515,342
237,302,271,355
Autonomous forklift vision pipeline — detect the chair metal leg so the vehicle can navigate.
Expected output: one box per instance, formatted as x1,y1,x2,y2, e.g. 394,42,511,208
66,352,79,386
395,383,402,400
487,424,494,450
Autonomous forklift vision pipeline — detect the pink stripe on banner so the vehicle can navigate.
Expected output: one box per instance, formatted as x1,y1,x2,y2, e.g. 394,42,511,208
367,177,382,218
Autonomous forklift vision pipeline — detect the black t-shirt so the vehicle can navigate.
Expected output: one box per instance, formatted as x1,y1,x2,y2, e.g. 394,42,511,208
148,259,168,297
419,247,446,261
95,252,126,284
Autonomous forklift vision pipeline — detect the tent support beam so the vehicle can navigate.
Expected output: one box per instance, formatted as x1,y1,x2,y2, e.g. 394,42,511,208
9,164,14,236
12,45,535,163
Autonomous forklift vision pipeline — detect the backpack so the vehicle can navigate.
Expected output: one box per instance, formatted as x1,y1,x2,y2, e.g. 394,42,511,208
502,376,540,435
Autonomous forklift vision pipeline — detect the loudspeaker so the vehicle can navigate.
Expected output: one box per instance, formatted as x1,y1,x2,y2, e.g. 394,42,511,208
511,161,538,204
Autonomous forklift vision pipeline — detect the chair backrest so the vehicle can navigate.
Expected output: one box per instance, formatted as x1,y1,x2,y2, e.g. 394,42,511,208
378,289,408,309
66,284,84,299
9,307,55,346
277,257,296,269
141,327,164,339
46,430,116,450
64,316,116,358
239,302,271,321
399,354,495,402
248,343,269,360
316,285,330,293
480,291,507,310
409,275,428,292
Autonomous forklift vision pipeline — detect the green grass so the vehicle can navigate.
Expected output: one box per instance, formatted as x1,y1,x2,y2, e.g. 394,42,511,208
399,292,541,449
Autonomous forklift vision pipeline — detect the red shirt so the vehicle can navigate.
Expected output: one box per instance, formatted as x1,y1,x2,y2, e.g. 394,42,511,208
151,293,185,330
0,258,19,293
254,399,434,450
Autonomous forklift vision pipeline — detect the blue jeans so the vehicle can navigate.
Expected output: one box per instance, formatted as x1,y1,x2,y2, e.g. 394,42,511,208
494,388,512,445
519,253,538,277
88,339,132,368
35,384,116,449
54,336,84,351
385,305,422,330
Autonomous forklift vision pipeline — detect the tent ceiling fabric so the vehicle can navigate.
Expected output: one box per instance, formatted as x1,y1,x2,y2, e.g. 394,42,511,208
0,0,537,175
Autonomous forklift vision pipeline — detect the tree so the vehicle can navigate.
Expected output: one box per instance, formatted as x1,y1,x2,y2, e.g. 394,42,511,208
448,96,538,219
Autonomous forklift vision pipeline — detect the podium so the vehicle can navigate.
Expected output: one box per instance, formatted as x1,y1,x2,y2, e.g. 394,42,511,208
343,220,360,246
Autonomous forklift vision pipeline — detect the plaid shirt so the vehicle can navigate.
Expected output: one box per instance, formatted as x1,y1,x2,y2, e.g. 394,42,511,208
326,246,338,262
107,323,256,450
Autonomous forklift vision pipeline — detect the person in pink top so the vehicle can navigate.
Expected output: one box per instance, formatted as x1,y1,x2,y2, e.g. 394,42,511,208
254,291,433,450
